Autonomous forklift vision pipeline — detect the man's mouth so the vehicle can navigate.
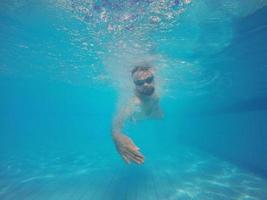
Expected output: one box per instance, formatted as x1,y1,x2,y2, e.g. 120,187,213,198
141,86,155,96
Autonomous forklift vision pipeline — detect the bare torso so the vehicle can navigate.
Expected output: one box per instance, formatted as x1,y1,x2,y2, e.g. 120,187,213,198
133,93,163,120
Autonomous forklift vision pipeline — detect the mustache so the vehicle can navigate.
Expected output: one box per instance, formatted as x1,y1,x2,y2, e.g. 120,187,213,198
141,86,155,96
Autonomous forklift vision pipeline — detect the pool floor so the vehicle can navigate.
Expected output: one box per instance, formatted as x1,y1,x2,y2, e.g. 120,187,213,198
1,147,267,200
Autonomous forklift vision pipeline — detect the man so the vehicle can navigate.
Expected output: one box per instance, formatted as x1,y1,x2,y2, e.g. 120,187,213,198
112,64,163,164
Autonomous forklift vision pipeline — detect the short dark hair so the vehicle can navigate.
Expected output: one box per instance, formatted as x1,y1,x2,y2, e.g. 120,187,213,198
131,64,152,76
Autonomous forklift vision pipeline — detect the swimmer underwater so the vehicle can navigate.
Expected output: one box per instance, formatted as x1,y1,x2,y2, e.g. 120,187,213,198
112,63,163,164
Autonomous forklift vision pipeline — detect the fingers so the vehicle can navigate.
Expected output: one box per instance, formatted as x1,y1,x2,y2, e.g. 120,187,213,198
129,148,144,160
124,149,144,164
117,136,144,164
129,145,143,159
120,147,144,164
130,154,144,164
122,155,131,164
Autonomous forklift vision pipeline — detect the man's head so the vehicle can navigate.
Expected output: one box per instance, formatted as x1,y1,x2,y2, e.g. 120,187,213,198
131,65,155,96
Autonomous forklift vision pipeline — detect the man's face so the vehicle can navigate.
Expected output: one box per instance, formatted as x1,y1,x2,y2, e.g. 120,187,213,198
132,69,155,96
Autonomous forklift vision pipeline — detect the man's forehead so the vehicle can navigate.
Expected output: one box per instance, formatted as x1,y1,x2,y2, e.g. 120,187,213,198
133,70,152,79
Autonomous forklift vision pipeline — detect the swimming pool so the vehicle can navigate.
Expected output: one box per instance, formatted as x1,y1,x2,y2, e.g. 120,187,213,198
1,0,267,199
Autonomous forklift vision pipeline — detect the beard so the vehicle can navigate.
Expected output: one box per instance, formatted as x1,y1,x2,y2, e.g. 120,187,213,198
139,86,155,96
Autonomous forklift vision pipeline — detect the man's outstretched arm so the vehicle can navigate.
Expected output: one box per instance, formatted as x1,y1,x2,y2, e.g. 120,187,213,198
112,99,144,164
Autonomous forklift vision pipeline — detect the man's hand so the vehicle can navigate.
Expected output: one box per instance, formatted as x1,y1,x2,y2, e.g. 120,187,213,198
112,133,144,164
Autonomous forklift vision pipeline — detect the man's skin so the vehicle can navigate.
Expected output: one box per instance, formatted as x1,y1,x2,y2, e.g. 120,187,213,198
112,65,163,164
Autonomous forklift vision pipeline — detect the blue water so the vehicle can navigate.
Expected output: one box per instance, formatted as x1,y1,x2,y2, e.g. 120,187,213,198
1,0,267,199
